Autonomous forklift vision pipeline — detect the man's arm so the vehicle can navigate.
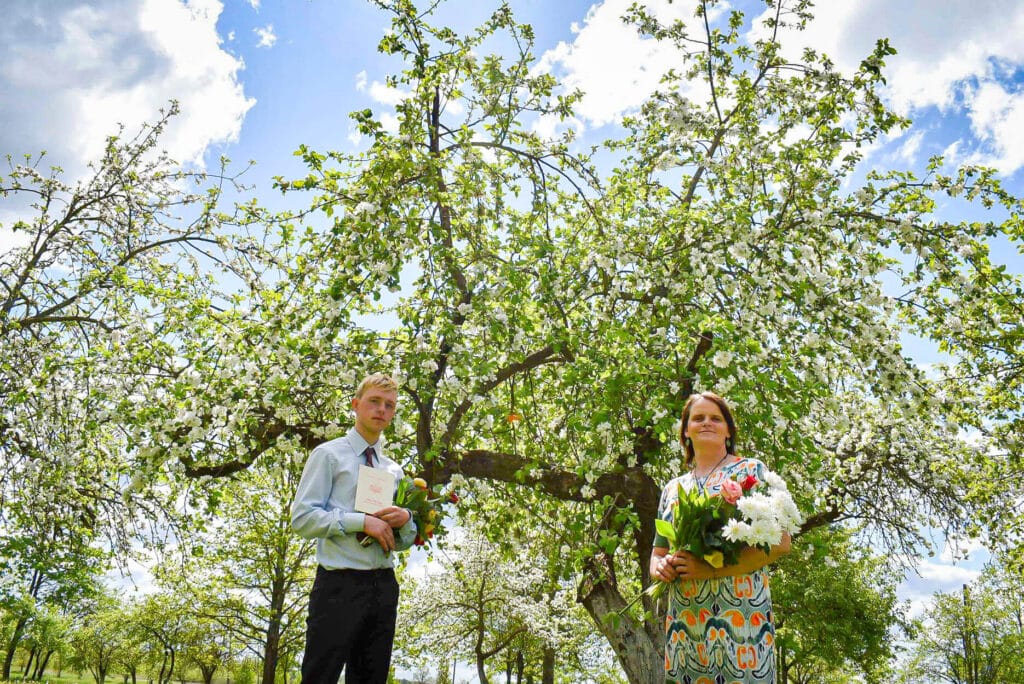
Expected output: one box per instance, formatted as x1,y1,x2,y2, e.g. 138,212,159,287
290,447,365,539
393,509,417,551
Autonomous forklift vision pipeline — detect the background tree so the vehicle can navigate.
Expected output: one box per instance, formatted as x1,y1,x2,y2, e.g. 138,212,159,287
771,527,905,683
179,612,231,684
900,556,1024,684
18,607,71,681
113,601,150,684
173,456,316,684
396,530,605,684
0,506,102,680
67,594,130,684
134,592,192,684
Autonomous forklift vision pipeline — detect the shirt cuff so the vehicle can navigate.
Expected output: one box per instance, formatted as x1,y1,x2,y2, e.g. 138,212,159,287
341,511,366,534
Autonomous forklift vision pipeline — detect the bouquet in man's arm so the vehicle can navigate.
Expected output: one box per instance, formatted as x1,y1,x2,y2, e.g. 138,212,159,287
650,471,801,600
360,476,456,548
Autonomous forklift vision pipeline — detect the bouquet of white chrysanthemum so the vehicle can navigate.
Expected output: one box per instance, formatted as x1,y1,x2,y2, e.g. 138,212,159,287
720,470,803,554
649,469,802,601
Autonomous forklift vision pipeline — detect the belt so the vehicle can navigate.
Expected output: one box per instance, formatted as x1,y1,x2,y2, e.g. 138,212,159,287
317,565,394,575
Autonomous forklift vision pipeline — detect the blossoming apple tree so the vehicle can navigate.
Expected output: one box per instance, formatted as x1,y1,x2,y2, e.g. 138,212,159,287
0,104,273,551
114,1,1023,681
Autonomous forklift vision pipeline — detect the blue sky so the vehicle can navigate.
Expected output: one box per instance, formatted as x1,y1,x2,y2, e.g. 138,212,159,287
2,0,1023,660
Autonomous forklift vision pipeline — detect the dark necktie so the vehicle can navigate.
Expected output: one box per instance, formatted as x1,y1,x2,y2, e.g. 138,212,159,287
362,446,376,467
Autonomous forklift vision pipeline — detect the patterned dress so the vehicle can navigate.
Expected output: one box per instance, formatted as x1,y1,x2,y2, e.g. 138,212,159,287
654,457,778,684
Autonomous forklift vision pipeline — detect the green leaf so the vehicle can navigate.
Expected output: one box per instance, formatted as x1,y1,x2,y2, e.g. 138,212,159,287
655,519,677,544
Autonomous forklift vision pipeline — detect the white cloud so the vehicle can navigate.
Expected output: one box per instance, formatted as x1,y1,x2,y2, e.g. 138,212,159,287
368,80,410,106
532,112,585,141
0,0,254,175
254,24,276,49
963,81,1024,173
750,0,1024,113
247,0,260,9
536,0,714,128
380,112,400,134
939,536,990,564
901,562,981,618
746,0,1024,172
0,209,34,255
917,560,982,585
355,70,368,92
895,130,925,165
347,122,363,148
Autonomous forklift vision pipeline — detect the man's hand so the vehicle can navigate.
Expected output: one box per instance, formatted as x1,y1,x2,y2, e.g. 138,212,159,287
374,506,411,529
363,514,396,552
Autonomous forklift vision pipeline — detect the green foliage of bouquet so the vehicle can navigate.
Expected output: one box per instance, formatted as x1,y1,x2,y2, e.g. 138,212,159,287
396,476,456,548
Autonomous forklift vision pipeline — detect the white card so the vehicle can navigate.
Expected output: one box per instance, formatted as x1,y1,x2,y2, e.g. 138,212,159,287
353,465,395,514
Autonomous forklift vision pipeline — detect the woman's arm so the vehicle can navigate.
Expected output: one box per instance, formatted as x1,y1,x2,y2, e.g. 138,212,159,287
671,532,792,581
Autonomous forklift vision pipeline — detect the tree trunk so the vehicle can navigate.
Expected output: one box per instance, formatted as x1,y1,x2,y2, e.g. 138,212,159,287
540,647,554,684
23,645,37,677
2,615,29,680
777,639,788,683
476,655,489,684
33,649,54,680
262,572,287,684
578,555,662,684
515,650,524,684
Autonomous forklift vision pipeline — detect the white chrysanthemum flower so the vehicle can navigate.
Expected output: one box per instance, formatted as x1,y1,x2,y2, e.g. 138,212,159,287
723,519,749,543
764,471,787,491
779,496,803,529
738,492,771,518
748,518,783,546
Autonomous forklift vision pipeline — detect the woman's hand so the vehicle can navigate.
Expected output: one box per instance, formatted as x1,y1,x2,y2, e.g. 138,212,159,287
670,551,717,581
650,548,679,583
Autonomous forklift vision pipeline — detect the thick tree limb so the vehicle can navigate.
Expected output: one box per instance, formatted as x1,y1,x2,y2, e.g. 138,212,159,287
432,448,660,516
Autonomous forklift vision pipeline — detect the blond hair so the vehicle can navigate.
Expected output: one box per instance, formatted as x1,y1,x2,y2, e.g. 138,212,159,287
355,373,399,398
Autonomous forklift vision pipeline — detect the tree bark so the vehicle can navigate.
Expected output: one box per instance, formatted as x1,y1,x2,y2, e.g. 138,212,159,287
475,639,490,684
23,645,36,677
33,649,54,680
540,647,554,684
262,568,287,684
578,555,663,684
2,615,29,680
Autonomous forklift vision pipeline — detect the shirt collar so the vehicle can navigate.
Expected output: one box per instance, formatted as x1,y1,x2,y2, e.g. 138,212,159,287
347,427,384,459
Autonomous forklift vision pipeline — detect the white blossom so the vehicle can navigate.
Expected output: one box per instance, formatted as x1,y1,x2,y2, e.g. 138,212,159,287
712,350,733,368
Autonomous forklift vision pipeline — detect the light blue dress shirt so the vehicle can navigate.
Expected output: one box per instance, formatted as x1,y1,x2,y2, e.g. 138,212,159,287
291,427,417,569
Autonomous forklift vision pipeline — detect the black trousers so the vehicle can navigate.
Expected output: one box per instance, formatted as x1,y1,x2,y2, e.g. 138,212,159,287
300,566,400,684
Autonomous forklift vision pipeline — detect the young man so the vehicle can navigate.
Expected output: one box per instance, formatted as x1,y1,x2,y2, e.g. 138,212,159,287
291,373,417,683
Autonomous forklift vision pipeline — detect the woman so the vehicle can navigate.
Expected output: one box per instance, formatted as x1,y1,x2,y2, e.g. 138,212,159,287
650,392,792,684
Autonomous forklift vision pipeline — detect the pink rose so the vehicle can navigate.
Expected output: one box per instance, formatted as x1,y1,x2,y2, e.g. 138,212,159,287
720,479,742,504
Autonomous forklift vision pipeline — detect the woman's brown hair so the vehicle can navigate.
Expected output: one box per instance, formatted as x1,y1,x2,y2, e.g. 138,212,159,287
678,391,738,467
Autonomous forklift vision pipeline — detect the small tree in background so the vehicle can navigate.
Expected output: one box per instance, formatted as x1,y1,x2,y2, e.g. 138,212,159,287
900,556,1024,684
